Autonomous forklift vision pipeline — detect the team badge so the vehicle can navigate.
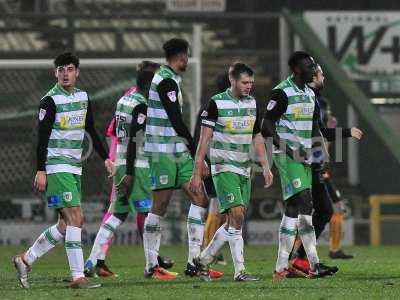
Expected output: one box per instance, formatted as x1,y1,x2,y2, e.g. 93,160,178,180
63,192,73,202
39,108,46,121
292,178,302,189
167,91,177,102
160,175,169,185
226,193,235,203
247,108,256,116
80,102,88,109
137,113,146,125
267,100,277,111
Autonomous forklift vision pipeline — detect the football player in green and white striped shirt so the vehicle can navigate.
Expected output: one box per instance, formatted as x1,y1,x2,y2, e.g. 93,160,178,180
262,51,338,279
190,63,273,281
13,52,113,289
142,38,223,280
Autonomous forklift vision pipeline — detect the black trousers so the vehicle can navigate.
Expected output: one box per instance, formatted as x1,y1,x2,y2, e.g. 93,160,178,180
297,164,341,258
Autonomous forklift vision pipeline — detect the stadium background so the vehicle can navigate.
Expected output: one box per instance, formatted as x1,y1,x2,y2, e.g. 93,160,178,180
1,0,400,248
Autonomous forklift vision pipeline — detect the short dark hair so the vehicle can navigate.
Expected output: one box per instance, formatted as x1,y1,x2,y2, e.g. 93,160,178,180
136,70,155,91
54,52,79,68
137,60,160,72
288,51,312,71
229,63,254,80
162,38,189,60
216,72,230,92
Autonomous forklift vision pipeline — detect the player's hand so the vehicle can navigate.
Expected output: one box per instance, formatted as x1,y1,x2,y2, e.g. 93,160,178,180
201,160,210,178
117,175,133,197
34,171,47,192
263,168,273,188
350,127,363,140
104,159,116,177
189,174,203,194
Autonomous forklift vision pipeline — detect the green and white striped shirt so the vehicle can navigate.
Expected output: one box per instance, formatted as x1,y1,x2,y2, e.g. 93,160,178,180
273,75,315,153
144,65,188,156
202,89,260,177
44,83,88,175
115,91,149,169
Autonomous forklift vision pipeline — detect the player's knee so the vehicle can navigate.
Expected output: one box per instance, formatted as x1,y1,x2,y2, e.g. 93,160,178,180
62,207,83,227
227,206,244,229
191,192,208,208
113,213,128,222
56,220,67,235
151,200,168,216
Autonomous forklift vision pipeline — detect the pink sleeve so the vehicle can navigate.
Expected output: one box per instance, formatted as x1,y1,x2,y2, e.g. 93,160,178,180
105,118,118,161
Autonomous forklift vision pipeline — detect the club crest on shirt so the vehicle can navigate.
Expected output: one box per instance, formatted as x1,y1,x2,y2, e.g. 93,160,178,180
247,108,256,116
39,108,47,121
167,91,177,102
267,100,277,111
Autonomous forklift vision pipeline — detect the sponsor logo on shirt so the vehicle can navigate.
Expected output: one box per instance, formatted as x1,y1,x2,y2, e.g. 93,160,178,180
293,105,314,119
60,112,86,129
225,119,255,131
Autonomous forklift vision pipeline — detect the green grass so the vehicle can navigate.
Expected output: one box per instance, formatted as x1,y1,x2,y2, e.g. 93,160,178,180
1,245,400,299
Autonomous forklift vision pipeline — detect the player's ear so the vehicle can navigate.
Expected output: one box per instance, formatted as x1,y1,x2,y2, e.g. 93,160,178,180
54,68,58,78
228,75,235,87
76,68,80,78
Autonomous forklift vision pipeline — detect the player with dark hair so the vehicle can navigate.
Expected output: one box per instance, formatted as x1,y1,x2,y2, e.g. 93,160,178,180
290,64,363,274
143,38,222,280
13,52,113,289
84,61,174,277
261,51,338,279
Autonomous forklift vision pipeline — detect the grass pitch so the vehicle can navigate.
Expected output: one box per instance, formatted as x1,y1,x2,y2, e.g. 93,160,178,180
1,245,400,299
